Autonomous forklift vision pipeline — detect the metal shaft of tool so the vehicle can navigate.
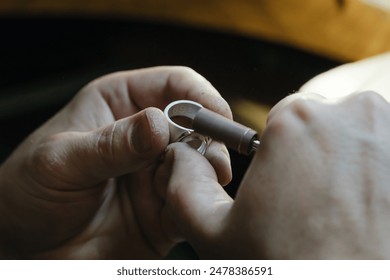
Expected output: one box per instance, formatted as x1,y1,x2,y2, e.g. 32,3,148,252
192,107,259,155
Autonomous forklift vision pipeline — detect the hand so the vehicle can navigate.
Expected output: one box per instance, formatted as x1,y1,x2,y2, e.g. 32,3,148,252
0,66,232,259
156,91,390,259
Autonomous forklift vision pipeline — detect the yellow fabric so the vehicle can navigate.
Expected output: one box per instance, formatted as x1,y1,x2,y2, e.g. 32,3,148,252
1,0,390,61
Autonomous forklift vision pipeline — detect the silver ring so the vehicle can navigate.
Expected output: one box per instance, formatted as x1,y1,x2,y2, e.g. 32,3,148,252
164,100,211,155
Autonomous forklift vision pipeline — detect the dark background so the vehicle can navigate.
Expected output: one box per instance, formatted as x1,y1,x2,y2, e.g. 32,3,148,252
0,16,340,258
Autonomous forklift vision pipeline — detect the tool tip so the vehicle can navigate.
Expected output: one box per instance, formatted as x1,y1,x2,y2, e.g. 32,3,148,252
251,139,260,152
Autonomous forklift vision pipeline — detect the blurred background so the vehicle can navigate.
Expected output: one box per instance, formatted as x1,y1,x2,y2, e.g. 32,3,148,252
1,0,389,258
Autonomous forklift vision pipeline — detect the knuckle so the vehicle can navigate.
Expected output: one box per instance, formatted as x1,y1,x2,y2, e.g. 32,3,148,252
96,123,118,164
353,90,386,105
165,66,198,85
349,91,389,130
78,71,123,98
344,91,390,116
29,135,65,175
172,65,197,76
266,109,298,138
349,90,386,111
290,99,317,123
265,99,321,139
267,96,319,125
171,66,209,86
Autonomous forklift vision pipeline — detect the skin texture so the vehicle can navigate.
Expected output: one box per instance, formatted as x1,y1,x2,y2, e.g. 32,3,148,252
156,91,390,259
0,66,232,259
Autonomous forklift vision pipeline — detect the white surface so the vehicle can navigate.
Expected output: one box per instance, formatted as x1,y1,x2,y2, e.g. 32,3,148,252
300,52,390,101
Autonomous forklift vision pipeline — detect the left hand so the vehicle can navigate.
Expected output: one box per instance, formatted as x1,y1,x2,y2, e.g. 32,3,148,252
0,66,232,259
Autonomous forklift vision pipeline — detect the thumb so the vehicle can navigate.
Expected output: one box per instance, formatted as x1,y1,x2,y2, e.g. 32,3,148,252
155,143,233,254
33,107,169,187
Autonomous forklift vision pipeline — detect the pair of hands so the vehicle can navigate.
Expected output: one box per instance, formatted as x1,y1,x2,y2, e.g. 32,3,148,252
1,66,390,259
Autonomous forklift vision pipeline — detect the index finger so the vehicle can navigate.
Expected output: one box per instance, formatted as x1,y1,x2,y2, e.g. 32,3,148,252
93,66,233,120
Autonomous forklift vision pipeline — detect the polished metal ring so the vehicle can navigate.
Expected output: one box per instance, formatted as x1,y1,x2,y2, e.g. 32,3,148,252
164,100,211,155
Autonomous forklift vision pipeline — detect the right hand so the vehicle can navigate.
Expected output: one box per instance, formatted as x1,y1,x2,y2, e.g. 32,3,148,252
155,91,390,259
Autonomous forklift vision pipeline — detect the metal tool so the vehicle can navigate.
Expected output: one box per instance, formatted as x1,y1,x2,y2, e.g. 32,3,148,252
164,100,260,155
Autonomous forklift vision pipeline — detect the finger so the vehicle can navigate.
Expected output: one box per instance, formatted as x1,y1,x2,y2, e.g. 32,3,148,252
128,168,182,257
89,66,233,120
204,141,232,187
32,107,169,187
155,143,233,244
